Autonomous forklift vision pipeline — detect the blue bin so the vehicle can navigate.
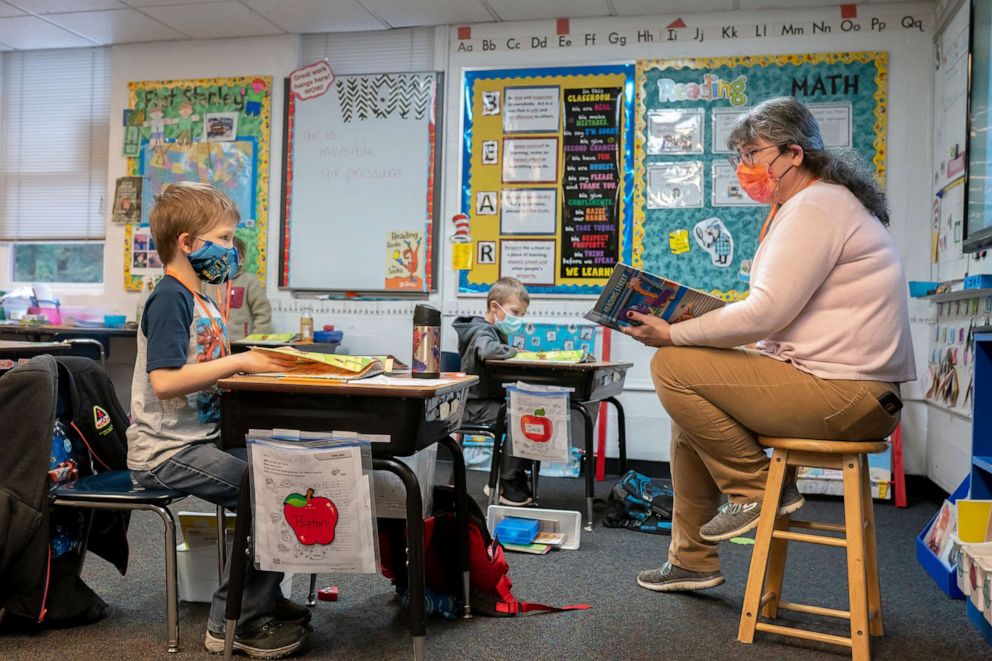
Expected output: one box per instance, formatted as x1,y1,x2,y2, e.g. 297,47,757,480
494,516,540,545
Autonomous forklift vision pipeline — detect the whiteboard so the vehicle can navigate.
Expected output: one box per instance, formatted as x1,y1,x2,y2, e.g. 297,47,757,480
281,72,441,291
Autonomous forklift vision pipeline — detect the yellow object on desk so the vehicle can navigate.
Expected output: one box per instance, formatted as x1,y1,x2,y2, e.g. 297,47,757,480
250,346,384,380
242,332,298,343
506,349,589,363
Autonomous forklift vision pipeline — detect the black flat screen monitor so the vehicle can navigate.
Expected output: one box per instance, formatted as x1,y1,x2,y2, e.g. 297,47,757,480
966,0,992,252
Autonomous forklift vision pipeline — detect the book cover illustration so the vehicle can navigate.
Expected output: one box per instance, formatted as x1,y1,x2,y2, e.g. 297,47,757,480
584,263,725,332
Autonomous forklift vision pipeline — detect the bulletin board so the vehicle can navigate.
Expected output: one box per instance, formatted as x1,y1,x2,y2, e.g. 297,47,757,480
459,65,635,296
634,52,887,301
122,76,272,291
280,72,441,293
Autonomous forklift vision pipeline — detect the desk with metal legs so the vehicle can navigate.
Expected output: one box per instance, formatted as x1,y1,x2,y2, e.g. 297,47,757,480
482,360,632,530
217,374,478,661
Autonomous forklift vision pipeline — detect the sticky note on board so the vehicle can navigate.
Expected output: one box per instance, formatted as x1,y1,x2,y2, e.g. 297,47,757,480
451,243,473,270
669,229,690,255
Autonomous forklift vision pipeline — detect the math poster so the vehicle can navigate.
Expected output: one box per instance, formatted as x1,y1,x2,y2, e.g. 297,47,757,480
122,76,272,291
634,53,887,301
460,65,635,296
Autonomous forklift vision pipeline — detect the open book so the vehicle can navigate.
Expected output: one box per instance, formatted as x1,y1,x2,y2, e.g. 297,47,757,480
505,349,590,364
584,263,725,332
250,346,384,380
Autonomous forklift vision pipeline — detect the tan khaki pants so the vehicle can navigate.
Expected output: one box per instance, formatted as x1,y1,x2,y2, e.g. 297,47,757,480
649,346,900,572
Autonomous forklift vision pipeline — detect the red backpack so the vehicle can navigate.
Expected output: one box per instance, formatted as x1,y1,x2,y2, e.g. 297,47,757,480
379,486,590,617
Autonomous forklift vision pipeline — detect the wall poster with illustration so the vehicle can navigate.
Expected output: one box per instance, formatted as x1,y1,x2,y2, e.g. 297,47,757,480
634,52,887,301
121,76,272,290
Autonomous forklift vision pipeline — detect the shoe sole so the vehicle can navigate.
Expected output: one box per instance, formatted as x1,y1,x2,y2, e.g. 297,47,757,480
637,574,725,592
482,484,533,507
700,496,807,543
204,633,308,659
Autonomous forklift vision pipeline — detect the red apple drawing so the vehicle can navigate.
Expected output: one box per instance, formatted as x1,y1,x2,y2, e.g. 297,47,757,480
283,488,338,545
520,407,553,442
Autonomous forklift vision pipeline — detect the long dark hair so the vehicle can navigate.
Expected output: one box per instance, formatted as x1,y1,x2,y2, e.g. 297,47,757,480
727,97,889,225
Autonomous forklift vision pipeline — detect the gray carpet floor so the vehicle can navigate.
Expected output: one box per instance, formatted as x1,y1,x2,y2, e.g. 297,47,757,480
2,471,988,660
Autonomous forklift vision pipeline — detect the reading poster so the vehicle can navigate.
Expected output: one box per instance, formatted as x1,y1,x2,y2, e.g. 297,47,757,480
634,53,887,302
460,65,635,295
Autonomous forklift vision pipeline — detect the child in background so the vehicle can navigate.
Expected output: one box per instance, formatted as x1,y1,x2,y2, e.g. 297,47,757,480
126,182,307,658
209,236,273,341
453,277,533,506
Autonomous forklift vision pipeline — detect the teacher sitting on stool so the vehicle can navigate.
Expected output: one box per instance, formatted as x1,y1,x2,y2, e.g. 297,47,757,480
624,97,916,593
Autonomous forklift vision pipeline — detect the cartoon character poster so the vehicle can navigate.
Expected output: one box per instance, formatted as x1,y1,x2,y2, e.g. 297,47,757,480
385,230,425,290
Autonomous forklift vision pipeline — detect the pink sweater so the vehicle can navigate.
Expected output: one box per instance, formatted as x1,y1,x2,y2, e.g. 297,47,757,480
670,181,916,383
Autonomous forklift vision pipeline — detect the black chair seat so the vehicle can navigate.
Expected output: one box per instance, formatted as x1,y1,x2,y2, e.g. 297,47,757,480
458,422,497,435
52,469,184,505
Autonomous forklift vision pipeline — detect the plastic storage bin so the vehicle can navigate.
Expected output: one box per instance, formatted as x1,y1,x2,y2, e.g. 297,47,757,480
177,543,293,603
487,505,582,550
494,516,541,545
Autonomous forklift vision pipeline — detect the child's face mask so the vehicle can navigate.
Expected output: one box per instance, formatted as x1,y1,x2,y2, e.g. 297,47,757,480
188,239,238,284
495,302,523,335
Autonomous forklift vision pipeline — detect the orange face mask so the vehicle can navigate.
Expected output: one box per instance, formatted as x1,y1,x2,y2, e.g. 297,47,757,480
736,152,790,204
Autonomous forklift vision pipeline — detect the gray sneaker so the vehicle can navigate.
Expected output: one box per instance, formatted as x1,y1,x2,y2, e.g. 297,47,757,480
700,483,806,542
637,561,725,592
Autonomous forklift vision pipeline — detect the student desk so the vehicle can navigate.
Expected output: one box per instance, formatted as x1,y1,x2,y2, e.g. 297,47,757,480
228,340,340,354
483,359,633,529
0,323,136,364
0,339,71,370
217,373,478,661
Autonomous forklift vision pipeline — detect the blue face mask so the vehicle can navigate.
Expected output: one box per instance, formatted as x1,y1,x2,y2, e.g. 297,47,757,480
188,239,238,284
495,303,523,335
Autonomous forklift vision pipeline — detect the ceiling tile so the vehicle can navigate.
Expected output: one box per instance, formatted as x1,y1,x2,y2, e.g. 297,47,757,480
0,15,96,47
486,0,610,22
7,0,125,13
122,0,222,5
240,0,385,33
47,8,184,44
0,2,28,17
612,0,735,15
139,1,283,39
359,0,493,28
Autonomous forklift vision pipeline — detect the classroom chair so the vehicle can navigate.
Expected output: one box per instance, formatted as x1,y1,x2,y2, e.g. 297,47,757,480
51,472,193,652
738,436,886,661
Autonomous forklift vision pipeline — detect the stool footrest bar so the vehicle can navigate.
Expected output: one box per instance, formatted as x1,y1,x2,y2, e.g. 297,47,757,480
777,601,851,620
772,529,847,548
754,622,853,648
790,519,846,534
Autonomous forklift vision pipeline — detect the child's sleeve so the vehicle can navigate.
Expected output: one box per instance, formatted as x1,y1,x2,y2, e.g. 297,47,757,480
474,331,517,361
246,275,273,334
144,289,195,372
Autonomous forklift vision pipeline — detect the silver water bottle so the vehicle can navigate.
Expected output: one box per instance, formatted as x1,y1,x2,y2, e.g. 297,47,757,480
411,304,441,378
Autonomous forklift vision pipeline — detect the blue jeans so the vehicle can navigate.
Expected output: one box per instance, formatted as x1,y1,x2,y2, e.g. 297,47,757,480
132,443,285,633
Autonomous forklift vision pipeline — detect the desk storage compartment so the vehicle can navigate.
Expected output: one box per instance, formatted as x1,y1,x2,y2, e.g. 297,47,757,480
487,505,582,550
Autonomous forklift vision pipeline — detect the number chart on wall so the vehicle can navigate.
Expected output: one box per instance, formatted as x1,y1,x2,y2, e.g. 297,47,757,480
459,65,635,296
634,52,887,301
122,76,272,291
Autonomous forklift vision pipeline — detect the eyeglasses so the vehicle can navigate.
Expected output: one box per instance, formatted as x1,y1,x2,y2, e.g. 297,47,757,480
727,145,781,168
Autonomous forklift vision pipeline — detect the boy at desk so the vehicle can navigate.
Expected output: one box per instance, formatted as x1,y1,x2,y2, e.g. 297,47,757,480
453,277,533,506
126,182,308,659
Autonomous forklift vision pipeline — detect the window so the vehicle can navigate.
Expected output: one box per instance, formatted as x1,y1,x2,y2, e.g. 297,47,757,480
0,48,110,284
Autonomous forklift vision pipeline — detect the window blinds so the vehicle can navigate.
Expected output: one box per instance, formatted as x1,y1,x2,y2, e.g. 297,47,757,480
301,27,435,74
0,48,110,241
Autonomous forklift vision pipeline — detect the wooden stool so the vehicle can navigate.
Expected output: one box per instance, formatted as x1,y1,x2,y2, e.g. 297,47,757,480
738,436,886,660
